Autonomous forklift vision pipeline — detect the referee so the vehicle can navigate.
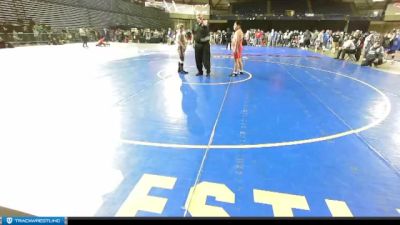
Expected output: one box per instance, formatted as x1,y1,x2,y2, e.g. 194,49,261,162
193,14,211,76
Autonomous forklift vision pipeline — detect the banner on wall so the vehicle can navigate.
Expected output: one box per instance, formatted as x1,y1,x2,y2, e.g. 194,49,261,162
145,0,210,16
385,2,400,21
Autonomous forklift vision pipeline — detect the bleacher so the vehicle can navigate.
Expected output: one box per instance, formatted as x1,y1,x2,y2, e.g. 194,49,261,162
225,0,359,18
271,0,309,15
42,0,169,21
0,0,172,30
0,0,20,23
312,0,353,15
232,2,266,16
22,0,89,29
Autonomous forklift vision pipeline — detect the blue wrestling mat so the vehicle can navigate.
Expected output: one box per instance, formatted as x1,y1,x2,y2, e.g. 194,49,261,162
94,45,400,217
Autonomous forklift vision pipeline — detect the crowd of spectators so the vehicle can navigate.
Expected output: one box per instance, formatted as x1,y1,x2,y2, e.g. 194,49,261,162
0,19,182,48
99,27,192,44
2,19,399,69
0,19,79,46
210,28,400,67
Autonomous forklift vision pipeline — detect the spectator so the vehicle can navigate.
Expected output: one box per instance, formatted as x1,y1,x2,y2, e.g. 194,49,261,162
0,36,6,48
336,36,356,60
361,41,384,67
79,27,89,48
331,31,341,54
387,29,399,64
303,30,312,49
0,36,13,48
226,28,232,50
284,30,290,46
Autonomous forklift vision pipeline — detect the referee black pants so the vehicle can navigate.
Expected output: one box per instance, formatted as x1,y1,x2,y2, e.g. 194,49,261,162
195,42,211,74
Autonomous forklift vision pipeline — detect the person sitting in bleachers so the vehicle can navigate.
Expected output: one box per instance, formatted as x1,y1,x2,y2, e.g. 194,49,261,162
361,41,385,67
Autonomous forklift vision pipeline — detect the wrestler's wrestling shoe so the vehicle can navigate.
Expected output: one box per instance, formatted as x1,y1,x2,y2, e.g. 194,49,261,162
179,63,189,74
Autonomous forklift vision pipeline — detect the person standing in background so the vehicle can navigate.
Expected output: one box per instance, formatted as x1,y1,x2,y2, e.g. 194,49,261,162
303,30,312,50
331,31,341,54
79,27,88,48
226,28,232,50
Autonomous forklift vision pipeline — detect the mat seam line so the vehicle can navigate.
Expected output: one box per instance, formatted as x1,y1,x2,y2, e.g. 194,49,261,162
183,76,233,217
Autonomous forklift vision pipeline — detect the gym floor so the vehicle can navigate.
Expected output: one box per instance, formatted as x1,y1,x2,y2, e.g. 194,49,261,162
0,43,399,217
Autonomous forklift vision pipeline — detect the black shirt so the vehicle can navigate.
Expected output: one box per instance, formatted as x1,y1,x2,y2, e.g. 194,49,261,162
226,31,232,42
194,22,210,44
332,34,340,42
